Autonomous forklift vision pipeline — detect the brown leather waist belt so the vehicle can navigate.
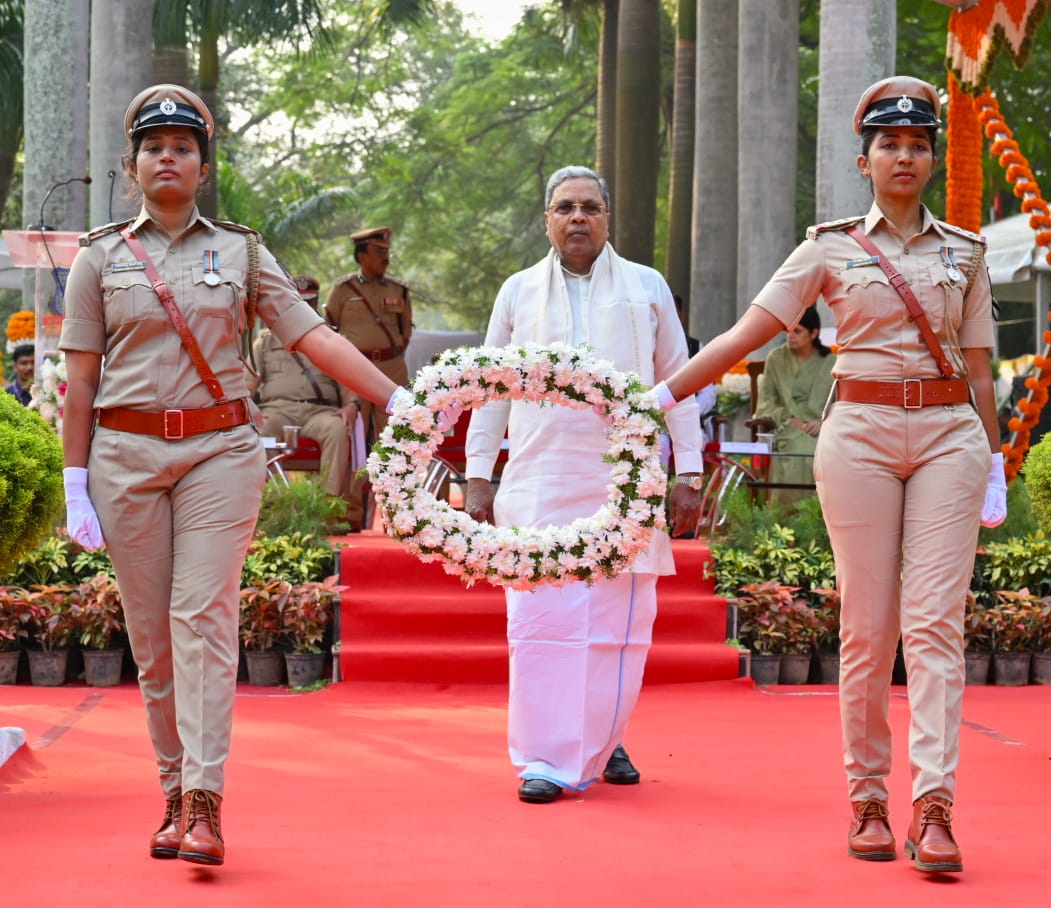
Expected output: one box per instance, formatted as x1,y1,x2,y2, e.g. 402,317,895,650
363,345,404,363
836,378,970,409
96,399,252,440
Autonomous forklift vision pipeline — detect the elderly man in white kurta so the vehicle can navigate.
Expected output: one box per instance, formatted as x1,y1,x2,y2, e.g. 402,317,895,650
465,166,704,804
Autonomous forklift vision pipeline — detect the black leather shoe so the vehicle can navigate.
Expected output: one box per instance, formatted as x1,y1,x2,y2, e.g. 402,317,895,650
518,779,564,804
602,745,641,784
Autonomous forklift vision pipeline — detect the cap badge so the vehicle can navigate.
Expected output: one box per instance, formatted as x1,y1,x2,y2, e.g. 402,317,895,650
159,98,178,115
896,95,914,114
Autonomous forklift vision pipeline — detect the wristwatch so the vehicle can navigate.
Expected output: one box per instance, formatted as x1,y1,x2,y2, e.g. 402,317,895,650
674,473,704,491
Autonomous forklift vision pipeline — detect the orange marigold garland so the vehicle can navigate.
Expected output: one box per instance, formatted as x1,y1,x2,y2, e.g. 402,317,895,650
974,89,1051,480
5,310,35,354
945,72,984,232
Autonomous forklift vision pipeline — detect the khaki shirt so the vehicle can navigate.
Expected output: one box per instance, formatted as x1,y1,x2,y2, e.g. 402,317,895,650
751,202,994,381
251,328,343,406
324,271,411,353
60,207,323,410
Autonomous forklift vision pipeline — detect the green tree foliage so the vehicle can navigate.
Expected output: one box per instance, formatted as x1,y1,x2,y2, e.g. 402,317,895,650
218,0,596,328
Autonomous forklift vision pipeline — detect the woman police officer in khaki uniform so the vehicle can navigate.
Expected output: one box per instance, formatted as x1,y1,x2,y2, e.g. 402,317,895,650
60,85,408,866
652,76,1007,874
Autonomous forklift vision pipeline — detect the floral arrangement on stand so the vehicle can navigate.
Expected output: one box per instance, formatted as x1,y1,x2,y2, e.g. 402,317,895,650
714,361,753,422
5,310,35,355
366,342,666,591
28,353,67,435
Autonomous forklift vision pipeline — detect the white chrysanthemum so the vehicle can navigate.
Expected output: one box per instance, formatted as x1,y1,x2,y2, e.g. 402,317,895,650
366,344,665,590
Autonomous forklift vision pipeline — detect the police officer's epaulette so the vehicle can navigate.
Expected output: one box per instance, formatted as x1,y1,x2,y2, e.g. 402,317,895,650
78,218,134,247
938,221,987,245
209,218,262,239
332,272,360,287
805,215,866,241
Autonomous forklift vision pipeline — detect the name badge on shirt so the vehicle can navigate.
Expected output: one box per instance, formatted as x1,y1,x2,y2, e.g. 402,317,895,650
845,255,879,269
112,261,147,272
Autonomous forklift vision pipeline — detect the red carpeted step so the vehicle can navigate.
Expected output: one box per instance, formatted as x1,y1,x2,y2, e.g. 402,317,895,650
336,530,738,684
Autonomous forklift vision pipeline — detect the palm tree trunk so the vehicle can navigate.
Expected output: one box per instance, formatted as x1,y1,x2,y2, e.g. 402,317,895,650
692,0,739,342
737,0,799,330
196,7,221,219
596,0,618,199
815,0,895,224
89,0,154,226
613,0,660,264
664,0,696,306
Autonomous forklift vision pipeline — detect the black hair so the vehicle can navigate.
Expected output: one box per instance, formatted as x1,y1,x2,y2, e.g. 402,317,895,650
798,306,831,357
11,343,34,360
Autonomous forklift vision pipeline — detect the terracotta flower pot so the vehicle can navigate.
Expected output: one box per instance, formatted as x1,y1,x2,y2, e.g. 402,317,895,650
284,651,326,688
749,653,781,686
0,650,20,685
82,648,125,687
245,650,286,687
991,651,1030,687
28,650,69,687
964,651,991,685
1029,652,1051,685
778,653,812,684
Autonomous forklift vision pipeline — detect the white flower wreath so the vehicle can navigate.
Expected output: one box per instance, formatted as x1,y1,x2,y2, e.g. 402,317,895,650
365,342,667,590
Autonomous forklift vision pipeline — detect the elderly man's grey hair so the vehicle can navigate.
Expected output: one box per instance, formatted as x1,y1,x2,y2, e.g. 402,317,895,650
544,166,611,211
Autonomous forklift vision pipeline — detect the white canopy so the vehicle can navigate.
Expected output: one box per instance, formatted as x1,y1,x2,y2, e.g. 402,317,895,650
983,212,1051,290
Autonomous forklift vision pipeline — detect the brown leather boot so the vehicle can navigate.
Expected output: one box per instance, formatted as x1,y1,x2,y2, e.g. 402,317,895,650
149,794,182,859
178,789,224,865
847,798,896,861
904,796,963,872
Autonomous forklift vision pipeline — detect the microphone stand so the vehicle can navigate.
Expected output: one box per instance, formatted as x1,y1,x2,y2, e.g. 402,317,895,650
29,175,92,315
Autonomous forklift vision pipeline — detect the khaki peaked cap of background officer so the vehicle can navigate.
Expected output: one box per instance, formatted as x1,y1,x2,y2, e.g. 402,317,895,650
123,83,215,140
852,76,941,136
351,227,392,250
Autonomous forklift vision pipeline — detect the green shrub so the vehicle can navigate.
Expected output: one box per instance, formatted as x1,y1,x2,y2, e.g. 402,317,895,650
0,391,64,576
255,476,347,544
241,532,335,585
978,474,1038,544
1023,436,1051,535
976,534,1051,599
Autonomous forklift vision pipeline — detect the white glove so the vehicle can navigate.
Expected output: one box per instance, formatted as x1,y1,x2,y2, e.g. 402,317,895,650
980,452,1007,528
385,386,413,415
63,467,105,550
437,404,462,434
651,380,678,412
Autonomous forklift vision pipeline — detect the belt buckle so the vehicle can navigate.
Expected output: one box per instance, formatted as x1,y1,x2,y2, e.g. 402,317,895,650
163,409,185,439
903,379,922,409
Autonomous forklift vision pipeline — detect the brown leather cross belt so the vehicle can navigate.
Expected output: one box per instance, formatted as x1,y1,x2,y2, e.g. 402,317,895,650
96,399,252,440
836,378,970,409
362,345,404,362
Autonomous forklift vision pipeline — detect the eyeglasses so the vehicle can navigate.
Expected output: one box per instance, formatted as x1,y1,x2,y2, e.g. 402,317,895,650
547,201,608,218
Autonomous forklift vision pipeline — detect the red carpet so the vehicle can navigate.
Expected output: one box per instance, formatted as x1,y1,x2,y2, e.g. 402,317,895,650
1,679,1049,906
335,531,739,684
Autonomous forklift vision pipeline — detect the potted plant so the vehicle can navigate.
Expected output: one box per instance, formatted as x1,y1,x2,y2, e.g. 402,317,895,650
280,575,340,687
72,575,126,686
963,591,994,685
986,589,1042,685
0,585,30,684
239,579,290,686
734,581,817,685
811,586,841,684
21,583,80,686
1029,596,1051,685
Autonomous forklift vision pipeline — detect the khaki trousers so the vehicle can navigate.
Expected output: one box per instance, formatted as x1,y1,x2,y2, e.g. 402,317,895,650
260,401,350,497
348,355,408,526
814,401,987,803
89,423,266,797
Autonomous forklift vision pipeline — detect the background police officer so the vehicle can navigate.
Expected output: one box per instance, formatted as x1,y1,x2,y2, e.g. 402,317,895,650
324,227,412,528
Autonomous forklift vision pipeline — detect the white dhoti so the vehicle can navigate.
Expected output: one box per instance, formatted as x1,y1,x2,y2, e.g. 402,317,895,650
507,572,657,789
